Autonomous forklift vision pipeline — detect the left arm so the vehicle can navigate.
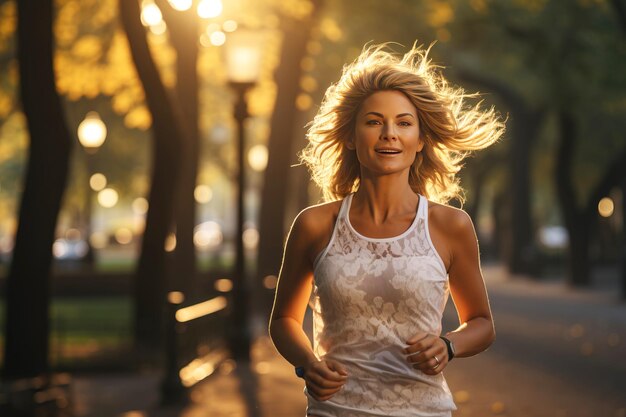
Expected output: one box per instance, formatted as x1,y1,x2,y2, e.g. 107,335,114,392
404,208,495,375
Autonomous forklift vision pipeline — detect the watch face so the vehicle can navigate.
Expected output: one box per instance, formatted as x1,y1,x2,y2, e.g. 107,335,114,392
450,341,456,355
295,366,305,378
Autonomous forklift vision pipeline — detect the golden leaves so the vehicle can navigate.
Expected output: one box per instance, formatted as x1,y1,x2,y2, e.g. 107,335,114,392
427,1,454,28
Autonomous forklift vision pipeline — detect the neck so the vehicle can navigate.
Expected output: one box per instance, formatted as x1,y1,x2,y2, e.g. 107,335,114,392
352,171,418,224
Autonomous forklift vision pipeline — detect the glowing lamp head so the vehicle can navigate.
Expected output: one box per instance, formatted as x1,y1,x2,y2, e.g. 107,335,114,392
224,29,264,84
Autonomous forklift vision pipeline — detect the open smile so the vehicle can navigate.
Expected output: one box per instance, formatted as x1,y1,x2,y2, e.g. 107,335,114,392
375,148,402,155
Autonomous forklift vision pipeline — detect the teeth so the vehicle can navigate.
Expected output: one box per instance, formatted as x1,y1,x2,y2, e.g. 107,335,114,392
377,150,400,153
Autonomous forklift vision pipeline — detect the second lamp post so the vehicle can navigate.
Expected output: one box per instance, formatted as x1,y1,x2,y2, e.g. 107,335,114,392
224,29,263,361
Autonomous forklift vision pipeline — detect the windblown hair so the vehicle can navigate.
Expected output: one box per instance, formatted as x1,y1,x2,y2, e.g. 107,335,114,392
300,43,505,203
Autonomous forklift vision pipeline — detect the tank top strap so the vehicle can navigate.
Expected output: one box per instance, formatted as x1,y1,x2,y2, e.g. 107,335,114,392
337,193,353,221
417,194,428,220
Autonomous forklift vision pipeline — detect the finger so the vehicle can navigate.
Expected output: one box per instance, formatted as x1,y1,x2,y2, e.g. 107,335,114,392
307,369,346,389
410,344,443,365
414,354,446,373
308,383,344,400
404,333,434,355
326,359,349,376
317,362,348,382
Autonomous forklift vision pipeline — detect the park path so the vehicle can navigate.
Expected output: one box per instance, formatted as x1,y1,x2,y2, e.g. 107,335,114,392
72,264,626,417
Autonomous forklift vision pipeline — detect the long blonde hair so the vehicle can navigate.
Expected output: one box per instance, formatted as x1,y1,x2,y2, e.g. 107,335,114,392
300,43,505,203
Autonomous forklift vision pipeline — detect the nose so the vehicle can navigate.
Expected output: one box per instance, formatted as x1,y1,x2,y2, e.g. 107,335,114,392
381,122,397,141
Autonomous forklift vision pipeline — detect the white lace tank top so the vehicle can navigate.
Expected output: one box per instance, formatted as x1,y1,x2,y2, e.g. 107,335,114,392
305,193,457,417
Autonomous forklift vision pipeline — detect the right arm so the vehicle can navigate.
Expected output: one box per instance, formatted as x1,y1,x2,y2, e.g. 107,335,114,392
268,207,348,401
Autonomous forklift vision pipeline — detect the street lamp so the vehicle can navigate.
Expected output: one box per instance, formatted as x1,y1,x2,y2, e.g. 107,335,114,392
77,111,107,266
224,28,263,361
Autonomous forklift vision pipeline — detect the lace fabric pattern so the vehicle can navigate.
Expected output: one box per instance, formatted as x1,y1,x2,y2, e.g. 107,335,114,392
305,194,457,417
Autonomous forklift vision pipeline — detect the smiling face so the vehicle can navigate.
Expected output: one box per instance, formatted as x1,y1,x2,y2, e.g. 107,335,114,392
349,90,423,179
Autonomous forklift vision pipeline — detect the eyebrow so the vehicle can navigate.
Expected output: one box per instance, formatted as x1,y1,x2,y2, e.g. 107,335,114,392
364,111,415,119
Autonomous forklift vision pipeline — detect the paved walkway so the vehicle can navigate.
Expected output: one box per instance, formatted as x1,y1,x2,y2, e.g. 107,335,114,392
72,264,626,417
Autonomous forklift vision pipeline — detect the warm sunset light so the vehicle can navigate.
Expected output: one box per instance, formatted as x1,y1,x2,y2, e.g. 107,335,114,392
97,188,119,208
247,144,268,171
89,173,107,191
194,185,213,203
598,197,614,217
197,0,222,18
140,1,163,27
77,112,107,149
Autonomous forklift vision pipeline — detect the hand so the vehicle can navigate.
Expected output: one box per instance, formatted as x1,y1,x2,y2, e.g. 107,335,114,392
404,332,449,375
303,358,348,401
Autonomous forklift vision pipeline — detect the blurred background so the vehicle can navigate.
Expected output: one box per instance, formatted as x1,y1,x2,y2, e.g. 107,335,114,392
0,0,624,416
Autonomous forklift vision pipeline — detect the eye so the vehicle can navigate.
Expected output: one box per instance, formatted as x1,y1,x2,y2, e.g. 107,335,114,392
398,121,412,127
366,120,381,125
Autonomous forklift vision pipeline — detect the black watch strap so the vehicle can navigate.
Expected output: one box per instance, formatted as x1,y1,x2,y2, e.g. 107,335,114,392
439,336,455,361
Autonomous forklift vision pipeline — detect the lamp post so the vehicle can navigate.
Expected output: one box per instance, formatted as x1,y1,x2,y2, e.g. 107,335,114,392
77,111,107,266
224,29,263,361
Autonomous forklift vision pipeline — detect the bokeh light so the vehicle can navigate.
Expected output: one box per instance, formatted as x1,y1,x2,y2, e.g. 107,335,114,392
197,0,223,18
77,112,107,149
223,20,238,32
209,31,226,46
247,144,268,171
214,278,233,292
243,227,259,250
168,0,192,11
132,197,149,215
165,233,177,252
194,185,213,204
140,1,163,27
97,188,119,208
598,197,614,217
114,228,133,245
89,173,107,191
193,221,223,249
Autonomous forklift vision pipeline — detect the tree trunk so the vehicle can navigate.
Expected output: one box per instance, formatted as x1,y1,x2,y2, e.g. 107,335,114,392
119,0,184,354
257,0,324,286
454,70,541,275
555,111,591,287
156,1,199,298
3,0,72,378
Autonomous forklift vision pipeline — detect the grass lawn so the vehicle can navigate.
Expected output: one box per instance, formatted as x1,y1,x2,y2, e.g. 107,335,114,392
0,296,132,369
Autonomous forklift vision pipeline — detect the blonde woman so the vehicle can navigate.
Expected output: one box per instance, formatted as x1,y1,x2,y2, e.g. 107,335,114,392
269,43,504,417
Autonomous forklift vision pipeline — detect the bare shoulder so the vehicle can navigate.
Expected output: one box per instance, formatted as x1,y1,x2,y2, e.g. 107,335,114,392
290,199,343,263
428,201,475,234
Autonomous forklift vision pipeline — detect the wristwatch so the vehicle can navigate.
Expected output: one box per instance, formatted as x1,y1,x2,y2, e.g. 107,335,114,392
439,336,456,361
295,366,306,378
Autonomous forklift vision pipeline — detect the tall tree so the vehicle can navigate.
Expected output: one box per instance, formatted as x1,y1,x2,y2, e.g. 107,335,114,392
156,0,199,298
119,0,184,353
3,0,72,378
257,0,325,285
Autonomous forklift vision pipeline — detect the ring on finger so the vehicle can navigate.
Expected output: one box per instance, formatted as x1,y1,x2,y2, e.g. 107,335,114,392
431,355,440,370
